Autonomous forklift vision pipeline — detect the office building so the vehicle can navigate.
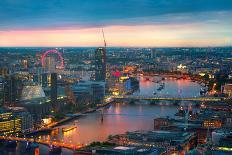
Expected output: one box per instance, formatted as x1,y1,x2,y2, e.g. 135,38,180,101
95,47,106,81
51,73,57,107
0,108,21,135
67,81,105,105
0,76,5,105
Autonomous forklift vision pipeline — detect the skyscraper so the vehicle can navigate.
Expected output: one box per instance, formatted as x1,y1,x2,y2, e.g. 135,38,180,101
95,47,106,81
4,75,18,105
0,77,4,106
51,73,57,108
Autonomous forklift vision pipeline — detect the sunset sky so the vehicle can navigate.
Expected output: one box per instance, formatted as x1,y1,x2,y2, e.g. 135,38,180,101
0,0,232,47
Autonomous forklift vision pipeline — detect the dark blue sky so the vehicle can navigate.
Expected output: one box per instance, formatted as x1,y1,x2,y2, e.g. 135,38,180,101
0,0,232,30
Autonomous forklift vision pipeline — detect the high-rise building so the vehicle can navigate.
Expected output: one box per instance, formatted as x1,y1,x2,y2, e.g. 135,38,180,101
4,75,18,105
151,49,157,59
95,47,106,81
44,56,56,72
51,73,57,107
0,77,5,106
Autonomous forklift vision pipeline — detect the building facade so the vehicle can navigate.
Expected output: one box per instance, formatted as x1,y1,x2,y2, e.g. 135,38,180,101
95,47,106,81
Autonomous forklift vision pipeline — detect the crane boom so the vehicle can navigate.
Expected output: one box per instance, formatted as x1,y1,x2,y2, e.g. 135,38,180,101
102,29,106,47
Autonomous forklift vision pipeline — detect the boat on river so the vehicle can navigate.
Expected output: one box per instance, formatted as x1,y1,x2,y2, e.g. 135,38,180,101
62,125,77,132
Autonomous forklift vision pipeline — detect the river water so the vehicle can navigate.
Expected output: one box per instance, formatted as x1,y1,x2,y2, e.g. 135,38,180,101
134,76,204,98
5,77,204,154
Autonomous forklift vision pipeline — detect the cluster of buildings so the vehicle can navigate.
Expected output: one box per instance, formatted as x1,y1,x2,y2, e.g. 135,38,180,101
0,50,69,135
152,103,232,154
81,102,232,155
0,46,110,136
0,47,231,155
108,130,196,155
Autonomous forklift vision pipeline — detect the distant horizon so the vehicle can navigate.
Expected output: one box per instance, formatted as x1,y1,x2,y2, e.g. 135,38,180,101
0,45,231,48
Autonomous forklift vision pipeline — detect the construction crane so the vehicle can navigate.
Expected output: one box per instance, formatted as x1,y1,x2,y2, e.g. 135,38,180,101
102,29,107,48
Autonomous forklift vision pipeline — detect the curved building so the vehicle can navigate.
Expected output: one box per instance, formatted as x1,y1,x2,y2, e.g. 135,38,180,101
21,85,46,101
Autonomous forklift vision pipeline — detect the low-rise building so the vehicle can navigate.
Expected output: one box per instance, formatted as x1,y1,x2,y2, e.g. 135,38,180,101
222,83,232,97
109,130,196,155
0,108,21,135
67,81,105,105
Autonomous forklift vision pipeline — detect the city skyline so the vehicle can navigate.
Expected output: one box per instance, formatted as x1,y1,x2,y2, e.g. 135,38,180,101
0,0,232,47
0,1,231,154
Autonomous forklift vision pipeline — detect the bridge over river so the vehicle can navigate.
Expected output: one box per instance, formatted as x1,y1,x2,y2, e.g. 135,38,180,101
0,136,84,150
111,95,224,102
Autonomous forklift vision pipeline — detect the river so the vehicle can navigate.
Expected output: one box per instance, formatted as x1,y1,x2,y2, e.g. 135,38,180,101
4,77,204,154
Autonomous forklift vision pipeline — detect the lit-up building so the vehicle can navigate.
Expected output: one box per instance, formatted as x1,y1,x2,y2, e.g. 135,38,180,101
95,47,106,81
109,76,139,96
202,119,222,128
0,109,21,135
222,83,232,97
177,64,188,73
109,130,196,155
11,107,34,133
21,85,46,101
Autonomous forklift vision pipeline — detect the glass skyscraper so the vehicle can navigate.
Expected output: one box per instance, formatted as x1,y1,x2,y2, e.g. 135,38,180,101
95,47,106,81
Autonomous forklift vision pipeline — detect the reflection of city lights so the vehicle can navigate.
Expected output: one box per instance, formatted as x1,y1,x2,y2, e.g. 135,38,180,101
217,147,232,151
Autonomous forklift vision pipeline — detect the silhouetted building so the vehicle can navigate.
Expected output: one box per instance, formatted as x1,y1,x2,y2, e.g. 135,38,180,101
67,81,105,105
51,73,57,107
95,47,106,81
3,75,20,105
0,77,5,106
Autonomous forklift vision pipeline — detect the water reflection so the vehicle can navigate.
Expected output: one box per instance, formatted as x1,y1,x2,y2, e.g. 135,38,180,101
6,77,202,154
39,103,178,146
136,76,204,97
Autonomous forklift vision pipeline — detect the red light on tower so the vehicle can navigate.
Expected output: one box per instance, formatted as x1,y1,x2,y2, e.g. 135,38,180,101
112,70,121,77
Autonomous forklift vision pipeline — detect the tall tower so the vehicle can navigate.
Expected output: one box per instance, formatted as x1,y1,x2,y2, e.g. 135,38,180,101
95,29,106,81
95,48,106,81
51,73,57,108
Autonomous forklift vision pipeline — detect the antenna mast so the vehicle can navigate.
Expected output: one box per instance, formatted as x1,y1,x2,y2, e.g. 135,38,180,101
102,29,106,48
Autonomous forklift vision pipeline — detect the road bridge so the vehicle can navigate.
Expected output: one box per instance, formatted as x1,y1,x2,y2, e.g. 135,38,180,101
111,96,223,102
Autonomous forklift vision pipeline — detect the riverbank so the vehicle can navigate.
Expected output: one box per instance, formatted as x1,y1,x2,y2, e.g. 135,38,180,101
53,100,113,127
26,100,113,136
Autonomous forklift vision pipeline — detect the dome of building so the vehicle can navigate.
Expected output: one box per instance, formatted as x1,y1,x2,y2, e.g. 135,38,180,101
21,85,46,101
